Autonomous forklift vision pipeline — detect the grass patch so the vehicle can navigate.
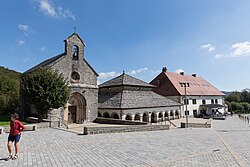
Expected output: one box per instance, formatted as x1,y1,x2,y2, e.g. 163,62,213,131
0,115,28,126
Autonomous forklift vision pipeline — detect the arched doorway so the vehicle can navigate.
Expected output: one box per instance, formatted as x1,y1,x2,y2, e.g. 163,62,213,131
143,112,149,122
68,93,86,124
170,111,174,120
111,112,119,119
159,112,163,122
125,114,132,120
103,112,110,118
151,112,156,123
134,114,140,121
175,110,179,119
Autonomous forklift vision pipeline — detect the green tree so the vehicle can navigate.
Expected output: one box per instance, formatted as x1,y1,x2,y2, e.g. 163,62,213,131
225,101,231,112
21,68,69,120
241,102,250,114
0,75,20,115
241,90,250,103
225,91,241,102
231,101,239,113
237,103,244,113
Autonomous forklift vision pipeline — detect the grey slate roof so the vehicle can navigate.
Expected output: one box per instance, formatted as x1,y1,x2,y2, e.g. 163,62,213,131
23,53,65,74
99,73,155,88
98,90,182,109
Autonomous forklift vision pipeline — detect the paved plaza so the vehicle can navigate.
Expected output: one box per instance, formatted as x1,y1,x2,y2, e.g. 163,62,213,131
1,116,250,167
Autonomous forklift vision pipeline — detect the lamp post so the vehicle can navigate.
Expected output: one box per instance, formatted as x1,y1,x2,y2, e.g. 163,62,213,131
180,82,190,128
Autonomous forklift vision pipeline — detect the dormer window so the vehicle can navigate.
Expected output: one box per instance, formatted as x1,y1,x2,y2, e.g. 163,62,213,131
72,45,79,61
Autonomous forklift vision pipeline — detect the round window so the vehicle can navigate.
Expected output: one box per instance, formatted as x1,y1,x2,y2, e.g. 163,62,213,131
71,71,80,81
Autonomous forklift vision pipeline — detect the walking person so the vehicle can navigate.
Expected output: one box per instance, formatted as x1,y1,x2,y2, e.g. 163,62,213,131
6,113,26,161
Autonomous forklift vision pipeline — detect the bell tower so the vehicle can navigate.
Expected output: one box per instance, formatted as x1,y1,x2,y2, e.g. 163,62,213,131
64,33,86,61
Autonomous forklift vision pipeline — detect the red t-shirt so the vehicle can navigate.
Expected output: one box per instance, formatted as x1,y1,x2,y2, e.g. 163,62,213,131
10,120,26,136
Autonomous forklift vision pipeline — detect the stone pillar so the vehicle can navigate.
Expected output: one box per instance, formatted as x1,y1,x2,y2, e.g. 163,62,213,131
156,112,159,123
122,114,126,120
148,113,152,123
172,111,175,120
131,114,135,121
140,114,143,122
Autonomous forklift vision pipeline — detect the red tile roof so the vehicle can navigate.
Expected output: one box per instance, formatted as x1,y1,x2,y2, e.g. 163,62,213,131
151,71,224,96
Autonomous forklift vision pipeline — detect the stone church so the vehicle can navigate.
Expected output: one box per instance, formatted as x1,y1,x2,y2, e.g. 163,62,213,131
21,33,99,123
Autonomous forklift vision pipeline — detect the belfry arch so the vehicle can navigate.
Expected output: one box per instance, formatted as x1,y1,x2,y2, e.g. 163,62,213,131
68,92,87,124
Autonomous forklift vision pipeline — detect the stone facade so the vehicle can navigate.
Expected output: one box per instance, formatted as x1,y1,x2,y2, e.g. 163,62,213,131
98,73,182,123
21,33,98,124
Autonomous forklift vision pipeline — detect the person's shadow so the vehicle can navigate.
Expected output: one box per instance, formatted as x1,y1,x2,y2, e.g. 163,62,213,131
0,158,7,161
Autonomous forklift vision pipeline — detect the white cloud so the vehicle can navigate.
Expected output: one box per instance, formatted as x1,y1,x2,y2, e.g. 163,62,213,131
18,24,29,31
17,39,26,45
98,71,119,80
231,41,250,57
214,54,224,59
174,69,185,74
129,67,148,75
57,6,75,20
37,0,75,20
39,0,57,17
200,44,215,51
17,24,36,36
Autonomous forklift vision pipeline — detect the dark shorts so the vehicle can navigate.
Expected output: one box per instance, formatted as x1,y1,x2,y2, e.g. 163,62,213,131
8,134,21,143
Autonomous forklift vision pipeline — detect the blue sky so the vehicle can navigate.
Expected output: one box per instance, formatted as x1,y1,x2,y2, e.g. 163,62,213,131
1,0,250,91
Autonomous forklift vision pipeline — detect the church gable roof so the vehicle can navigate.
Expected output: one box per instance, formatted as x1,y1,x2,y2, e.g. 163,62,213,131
99,73,155,88
23,53,65,74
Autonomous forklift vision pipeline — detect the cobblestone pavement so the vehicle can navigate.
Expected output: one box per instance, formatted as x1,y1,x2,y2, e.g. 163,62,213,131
0,116,249,167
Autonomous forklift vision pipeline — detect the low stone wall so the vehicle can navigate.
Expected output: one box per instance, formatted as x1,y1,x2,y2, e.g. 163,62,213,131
3,124,38,133
83,124,169,135
94,117,148,125
1,121,59,134
181,122,211,128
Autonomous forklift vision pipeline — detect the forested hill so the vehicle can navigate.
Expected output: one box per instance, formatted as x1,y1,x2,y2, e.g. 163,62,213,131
0,66,21,79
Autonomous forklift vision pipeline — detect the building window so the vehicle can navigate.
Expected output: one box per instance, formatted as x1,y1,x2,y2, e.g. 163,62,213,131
211,99,214,104
202,99,206,105
192,99,197,105
184,99,189,105
215,99,218,104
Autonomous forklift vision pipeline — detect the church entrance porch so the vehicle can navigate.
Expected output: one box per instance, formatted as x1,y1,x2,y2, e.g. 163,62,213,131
68,92,86,124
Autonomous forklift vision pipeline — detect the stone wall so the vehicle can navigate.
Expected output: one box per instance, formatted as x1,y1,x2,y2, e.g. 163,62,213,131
84,124,169,135
94,117,147,125
181,122,211,128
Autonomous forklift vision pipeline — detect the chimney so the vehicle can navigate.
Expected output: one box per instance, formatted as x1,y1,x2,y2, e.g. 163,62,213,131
180,72,184,75
192,73,197,77
162,67,167,72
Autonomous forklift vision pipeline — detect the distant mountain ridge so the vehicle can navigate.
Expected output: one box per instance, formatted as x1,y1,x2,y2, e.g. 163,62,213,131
222,88,250,97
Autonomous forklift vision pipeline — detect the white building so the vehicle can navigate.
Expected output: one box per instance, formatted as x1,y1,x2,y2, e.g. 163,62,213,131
150,67,225,117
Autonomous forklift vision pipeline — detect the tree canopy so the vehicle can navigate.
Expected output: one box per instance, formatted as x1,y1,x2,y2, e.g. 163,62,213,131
225,90,250,114
21,68,69,119
0,66,20,115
